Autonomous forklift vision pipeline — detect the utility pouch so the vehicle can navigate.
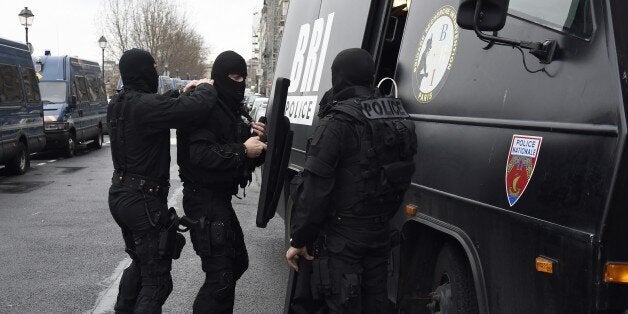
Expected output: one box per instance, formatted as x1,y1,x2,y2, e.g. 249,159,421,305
382,161,415,190
210,220,235,256
310,257,332,300
340,273,361,307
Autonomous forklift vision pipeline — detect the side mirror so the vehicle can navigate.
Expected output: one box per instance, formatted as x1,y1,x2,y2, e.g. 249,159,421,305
456,0,558,64
457,0,510,31
69,95,77,107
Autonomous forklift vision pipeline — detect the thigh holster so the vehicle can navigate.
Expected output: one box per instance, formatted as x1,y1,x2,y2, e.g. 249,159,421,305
311,257,332,300
158,208,186,260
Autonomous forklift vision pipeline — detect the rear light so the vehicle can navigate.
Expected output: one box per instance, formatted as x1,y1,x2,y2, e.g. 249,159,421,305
604,262,628,284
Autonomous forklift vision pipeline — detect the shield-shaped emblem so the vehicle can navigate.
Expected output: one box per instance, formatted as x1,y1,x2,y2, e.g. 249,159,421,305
505,135,543,206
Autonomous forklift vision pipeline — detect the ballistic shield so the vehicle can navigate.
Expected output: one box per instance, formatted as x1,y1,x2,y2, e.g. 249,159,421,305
256,77,292,228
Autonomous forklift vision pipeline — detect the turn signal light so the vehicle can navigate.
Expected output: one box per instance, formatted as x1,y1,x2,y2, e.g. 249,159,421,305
535,257,555,274
405,204,417,217
604,262,628,284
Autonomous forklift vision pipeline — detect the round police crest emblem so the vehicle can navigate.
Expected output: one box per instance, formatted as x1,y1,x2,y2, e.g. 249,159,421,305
412,6,459,103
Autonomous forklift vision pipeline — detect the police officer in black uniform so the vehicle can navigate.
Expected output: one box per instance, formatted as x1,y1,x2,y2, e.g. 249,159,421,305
108,48,218,313
176,50,266,313
286,48,417,313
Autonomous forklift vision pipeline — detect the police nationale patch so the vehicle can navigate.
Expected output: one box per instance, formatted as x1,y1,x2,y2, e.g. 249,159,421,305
505,135,543,207
412,6,459,104
360,98,409,120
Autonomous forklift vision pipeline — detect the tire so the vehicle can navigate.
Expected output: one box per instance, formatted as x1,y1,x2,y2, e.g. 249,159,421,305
6,142,28,175
428,243,479,314
91,127,103,149
64,132,76,157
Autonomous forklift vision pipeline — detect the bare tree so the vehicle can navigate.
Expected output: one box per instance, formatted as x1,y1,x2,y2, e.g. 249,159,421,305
99,0,209,82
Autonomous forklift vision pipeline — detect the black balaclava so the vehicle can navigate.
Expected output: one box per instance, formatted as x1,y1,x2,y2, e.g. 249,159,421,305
211,51,247,107
119,48,159,93
331,48,375,96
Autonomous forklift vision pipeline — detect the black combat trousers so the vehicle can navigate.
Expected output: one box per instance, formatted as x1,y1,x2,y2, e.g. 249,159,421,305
182,186,249,314
292,220,391,314
108,183,174,314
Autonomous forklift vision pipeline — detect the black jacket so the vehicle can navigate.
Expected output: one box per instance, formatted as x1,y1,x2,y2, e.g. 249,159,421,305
107,83,218,182
177,100,263,195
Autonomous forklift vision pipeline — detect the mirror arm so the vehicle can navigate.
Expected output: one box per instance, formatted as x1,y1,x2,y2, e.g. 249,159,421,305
473,0,559,64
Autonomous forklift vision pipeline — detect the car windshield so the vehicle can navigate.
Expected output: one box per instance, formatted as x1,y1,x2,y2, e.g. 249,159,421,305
39,81,67,103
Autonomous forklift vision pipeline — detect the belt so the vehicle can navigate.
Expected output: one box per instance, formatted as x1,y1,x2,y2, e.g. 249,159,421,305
333,215,390,226
112,172,169,195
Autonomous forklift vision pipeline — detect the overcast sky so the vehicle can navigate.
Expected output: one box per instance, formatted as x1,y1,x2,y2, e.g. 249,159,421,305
0,0,262,64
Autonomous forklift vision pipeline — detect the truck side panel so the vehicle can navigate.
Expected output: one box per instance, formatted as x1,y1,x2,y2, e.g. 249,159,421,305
395,0,622,311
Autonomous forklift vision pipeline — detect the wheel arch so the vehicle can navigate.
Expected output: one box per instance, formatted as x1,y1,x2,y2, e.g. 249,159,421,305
401,214,490,314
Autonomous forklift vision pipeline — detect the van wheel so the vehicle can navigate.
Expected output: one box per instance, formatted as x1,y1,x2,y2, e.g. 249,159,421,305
427,244,478,314
6,142,28,175
64,133,76,157
91,127,103,149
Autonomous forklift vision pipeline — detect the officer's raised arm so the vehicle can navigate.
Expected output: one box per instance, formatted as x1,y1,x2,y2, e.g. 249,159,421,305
137,79,218,130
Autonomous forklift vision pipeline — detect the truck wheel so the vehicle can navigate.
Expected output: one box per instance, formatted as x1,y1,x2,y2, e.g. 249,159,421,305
427,244,478,314
91,127,103,149
6,142,28,175
64,133,76,157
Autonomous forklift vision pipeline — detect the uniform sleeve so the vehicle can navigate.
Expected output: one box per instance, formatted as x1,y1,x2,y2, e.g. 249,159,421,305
137,83,217,130
290,120,346,248
188,128,247,171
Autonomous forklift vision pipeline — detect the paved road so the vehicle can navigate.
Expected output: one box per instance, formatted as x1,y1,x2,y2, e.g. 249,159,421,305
0,134,288,313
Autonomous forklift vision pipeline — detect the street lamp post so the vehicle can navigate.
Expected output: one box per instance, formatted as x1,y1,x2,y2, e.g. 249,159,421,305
98,36,108,81
18,7,34,51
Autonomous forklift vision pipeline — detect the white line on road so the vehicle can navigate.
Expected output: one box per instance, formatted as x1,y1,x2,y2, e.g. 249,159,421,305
89,175,184,313
35,162,46,166
89,258,132,314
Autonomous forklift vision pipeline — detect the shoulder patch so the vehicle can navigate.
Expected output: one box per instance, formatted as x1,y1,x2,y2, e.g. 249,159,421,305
360,98,409,120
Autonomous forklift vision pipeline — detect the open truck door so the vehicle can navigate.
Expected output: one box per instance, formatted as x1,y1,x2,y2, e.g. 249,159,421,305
254,0,404,312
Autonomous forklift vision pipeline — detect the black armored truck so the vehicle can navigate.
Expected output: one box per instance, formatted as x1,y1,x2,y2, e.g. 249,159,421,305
257,0,628,312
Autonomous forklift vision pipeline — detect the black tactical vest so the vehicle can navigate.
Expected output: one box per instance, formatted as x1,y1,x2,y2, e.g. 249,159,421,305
324,96,417,218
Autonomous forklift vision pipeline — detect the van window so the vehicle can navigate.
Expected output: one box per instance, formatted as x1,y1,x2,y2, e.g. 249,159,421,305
74,76,90,102
22,68,41,102
86,76,101,101
509,0,593,39
40,81,67,103
0,64,24,103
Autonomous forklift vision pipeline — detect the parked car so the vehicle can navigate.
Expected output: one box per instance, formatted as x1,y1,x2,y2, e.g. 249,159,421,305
0,38,46,174
35,55,107,156
249,97,268,122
